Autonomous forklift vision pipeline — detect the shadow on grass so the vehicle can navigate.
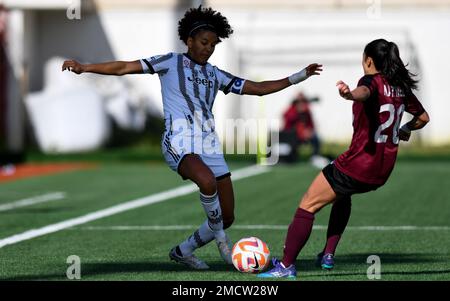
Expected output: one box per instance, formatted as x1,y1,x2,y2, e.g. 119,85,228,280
1,260,235,281
2,253,449,280
302,269,450,278
297,252,450,278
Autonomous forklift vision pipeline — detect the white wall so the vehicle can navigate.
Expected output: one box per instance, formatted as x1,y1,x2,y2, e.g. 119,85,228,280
94,6,450,145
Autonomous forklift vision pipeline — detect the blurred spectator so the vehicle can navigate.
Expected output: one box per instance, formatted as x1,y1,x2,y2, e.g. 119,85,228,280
282,92,322,157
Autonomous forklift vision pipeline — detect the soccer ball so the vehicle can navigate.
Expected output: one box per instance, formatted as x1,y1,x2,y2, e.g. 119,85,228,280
231,237,270,273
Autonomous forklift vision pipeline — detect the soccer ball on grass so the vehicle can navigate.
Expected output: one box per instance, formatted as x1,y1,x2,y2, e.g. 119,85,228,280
231,236,270,273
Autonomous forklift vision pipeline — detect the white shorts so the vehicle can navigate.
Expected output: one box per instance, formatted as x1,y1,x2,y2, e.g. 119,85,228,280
162,131,230,180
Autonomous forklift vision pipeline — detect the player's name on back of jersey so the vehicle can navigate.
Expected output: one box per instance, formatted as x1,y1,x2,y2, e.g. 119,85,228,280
384,84,405,97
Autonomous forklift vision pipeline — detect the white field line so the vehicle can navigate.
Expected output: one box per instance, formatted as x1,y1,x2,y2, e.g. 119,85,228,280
0,165,269,248
0,192,66,212
72,225,450,231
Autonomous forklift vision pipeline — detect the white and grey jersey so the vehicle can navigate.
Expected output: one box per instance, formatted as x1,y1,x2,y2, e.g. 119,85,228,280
140,52,246,134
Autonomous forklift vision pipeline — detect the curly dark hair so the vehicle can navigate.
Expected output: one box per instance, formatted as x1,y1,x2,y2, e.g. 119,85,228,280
178,6,233,45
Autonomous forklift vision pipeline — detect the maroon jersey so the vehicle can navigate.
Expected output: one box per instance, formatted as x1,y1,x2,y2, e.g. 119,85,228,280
335,73,425,185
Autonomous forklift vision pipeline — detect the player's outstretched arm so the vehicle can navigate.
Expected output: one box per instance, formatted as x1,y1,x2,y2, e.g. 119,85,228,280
336,80,370,102
61,60,143,76
242,63,322,96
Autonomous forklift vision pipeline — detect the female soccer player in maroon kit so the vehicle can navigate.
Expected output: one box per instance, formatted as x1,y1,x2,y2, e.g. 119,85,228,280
259,39,430,278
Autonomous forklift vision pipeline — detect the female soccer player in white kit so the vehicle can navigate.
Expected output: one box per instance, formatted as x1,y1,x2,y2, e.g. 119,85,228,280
62,6,322,270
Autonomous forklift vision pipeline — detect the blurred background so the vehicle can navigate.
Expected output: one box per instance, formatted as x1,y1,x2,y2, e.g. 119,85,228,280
1,0,450,167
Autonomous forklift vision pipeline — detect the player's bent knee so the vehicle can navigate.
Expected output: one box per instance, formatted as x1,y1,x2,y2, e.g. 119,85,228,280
197,175,217,195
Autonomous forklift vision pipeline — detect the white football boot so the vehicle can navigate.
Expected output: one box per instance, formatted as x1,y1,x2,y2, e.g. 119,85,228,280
216,233,233,265
169,246,209,270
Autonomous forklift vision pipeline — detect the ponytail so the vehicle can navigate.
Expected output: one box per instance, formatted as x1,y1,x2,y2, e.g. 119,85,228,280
364,39,418,93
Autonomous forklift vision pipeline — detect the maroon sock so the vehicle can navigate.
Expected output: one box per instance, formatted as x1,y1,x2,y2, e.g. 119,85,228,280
324,235,341,255
323,196,351,255
281,208,315,267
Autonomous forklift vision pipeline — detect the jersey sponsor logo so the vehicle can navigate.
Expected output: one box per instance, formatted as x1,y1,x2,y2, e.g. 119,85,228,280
187,76,214,88
231,78,244,94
